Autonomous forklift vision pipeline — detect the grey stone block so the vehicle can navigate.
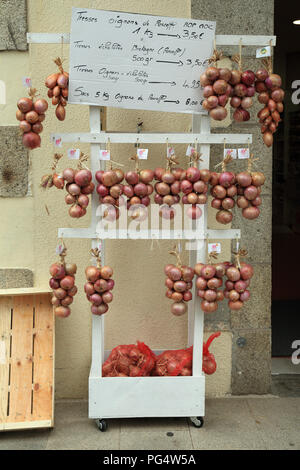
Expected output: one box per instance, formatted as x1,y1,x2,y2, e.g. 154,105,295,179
231,194,272,264
0,269,33,288
0,0,27,51
192,0,274,35
231,329,272,394
230,264,271,329
0,126,29,197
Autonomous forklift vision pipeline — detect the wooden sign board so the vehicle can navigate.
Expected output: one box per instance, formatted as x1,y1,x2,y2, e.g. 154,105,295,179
68,8,216,114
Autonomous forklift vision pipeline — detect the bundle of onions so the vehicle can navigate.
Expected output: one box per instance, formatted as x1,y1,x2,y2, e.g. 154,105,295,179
229,71,255,122
200,50,233,121
165,246,194,316
224,248,253,310
84,247,114,316
63,152,94,219
16,88,48,149
152,332,221,376
180,151,210,220
45,57,69,121
102,341,156,377
154,153,184,220
255,66,284,147
210,156,236,225
96,166,124,221
236,156,266,220
123,155,154,221
40,153,64,190
49,243,77,318
227,50,255,122
194,254,225,313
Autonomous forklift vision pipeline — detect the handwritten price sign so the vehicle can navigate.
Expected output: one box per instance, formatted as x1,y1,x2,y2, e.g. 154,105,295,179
69,8,215,113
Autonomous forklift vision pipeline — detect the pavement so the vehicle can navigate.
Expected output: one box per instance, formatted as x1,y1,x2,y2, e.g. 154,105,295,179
0,377,299,450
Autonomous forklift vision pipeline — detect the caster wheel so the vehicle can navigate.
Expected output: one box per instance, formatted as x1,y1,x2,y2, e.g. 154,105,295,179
95,419,108,432
189,416,204,428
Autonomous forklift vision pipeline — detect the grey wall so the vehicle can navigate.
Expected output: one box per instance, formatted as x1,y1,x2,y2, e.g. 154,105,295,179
192,0,274,394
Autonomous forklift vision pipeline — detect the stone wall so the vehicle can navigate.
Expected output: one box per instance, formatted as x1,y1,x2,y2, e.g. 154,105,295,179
0,0,27,51
192,0,274,394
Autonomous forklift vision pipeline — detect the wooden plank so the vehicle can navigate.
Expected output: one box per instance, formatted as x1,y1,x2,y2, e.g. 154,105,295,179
0,297,12,424
0,287,51,297
50,132,253,145
7,296,34,423
89,376,205,418
58,227,241,240
0,419,52,431
32,294,54,422
27,32,276,47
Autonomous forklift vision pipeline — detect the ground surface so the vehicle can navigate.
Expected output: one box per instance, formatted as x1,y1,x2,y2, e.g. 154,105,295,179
1,379,299,451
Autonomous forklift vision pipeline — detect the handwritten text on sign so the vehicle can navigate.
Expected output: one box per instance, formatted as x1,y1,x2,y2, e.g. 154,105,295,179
69,8,216,113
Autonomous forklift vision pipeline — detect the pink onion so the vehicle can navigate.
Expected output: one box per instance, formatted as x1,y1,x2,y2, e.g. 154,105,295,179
256,69,269,81
34,98,48,114
171,301,187,316
54,306,71,318
60,275,75,290
241,70,255,86
240,263,254,280
230,96,241,108
201,300,218,313
236,172,252,187
17,97,33,113
50,263,65,279
19,120,31,133
226,266,240,282
242,206,260,219
125,171,139,185
205,66,219,81
203,85,214,98
75,169,92,187
209,106,227,121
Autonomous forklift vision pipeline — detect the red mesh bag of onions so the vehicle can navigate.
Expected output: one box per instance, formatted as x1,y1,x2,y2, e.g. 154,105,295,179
102,341,156,377
152,332,221,376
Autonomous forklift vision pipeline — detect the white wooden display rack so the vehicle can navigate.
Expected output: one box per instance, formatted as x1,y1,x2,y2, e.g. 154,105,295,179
28,32,275,431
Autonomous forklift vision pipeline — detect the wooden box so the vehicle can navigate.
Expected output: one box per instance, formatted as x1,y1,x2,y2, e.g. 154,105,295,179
0,288,54,431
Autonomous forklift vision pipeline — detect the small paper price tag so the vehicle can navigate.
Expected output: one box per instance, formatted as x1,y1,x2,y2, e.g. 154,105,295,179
137,148,148,160
224,148,237,159
186,145,195,157
54,137,62,147
238,148,250,159
68,148,80,159
55,243,64,255
22,77,32,88
256,46,271,58
99,150,110,161
167,147,175,158
208,242,221,254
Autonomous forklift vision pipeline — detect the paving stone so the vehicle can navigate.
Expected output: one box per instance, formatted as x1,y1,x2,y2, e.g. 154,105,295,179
0,268,33,288
189,397,266,450
120,429,193,450
245,397,300,450
0,429,50,450
46,400,120,450
0,126,29,197
0,0,27,51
